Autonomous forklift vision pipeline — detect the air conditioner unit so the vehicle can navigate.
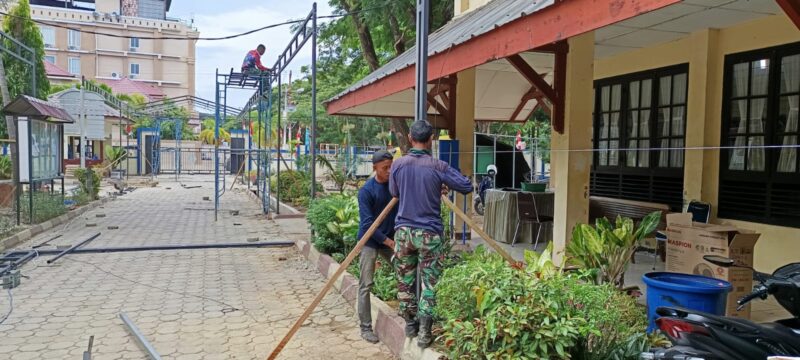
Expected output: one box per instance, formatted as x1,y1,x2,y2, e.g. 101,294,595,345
44,43,55,49
111,72,119,79
129,47,138,52
129,74,137,79
68,45,79,51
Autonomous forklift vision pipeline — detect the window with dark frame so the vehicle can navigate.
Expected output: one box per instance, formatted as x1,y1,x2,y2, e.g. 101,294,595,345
719,42,800,228
590,64,688,210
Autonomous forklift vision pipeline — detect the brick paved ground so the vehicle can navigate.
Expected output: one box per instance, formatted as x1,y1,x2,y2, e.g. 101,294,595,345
0,175,395,360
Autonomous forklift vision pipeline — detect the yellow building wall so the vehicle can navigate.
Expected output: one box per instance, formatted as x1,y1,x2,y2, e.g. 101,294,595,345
594,14,800,272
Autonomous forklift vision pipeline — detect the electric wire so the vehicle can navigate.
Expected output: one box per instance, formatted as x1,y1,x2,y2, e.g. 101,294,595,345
0,289,12,325
61,256,358,326
0,2,392,41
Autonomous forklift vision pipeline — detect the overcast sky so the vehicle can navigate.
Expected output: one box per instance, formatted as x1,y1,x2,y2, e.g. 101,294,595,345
168,0,334,108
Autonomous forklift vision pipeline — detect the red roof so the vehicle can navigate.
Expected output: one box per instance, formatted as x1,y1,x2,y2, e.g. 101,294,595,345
44,61,75,78
98,77,165,101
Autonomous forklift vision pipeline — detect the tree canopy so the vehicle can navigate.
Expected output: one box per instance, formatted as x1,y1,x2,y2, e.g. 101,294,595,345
277,0,454,151
0,0,50,139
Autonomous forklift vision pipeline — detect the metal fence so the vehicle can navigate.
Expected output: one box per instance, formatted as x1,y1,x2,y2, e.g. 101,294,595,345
156,148,229,175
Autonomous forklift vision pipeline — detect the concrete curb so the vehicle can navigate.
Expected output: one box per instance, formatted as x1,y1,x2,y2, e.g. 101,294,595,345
0,197,113,251
295,239,444,360
244,187,305,218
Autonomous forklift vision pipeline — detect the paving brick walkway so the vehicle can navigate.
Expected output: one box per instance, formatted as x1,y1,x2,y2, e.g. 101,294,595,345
0,176,394,360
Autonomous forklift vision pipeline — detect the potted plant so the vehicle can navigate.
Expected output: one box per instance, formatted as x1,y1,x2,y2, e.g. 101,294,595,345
105,145,127,179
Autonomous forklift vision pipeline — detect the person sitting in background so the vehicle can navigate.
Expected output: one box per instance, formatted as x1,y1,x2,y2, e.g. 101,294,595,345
241,44,270,76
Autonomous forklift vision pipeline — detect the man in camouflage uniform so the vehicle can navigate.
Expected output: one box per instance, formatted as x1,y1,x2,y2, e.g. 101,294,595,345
389,120,473,348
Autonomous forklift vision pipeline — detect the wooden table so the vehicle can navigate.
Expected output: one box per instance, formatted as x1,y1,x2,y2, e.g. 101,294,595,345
483,189,554,245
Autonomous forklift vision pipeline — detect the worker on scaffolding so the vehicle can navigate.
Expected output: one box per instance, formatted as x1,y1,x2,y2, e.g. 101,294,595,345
241,44,271,76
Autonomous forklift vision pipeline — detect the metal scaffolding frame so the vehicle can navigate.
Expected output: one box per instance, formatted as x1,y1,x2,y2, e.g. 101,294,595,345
221,3,318,219
214,63,281,220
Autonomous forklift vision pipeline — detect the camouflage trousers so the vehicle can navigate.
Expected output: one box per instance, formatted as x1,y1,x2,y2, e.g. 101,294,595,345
394,227,444,319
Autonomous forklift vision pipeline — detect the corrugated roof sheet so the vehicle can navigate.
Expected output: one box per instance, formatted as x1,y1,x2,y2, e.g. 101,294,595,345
98,77,165,100
326,0,554,103
3,95,76,123
44,61,76,78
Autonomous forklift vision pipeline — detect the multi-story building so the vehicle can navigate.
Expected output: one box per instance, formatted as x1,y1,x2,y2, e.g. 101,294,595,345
29,0,198,100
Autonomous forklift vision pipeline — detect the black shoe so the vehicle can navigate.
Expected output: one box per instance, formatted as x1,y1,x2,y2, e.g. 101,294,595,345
361,328,379,344
404,318,419,338
417,316,433,348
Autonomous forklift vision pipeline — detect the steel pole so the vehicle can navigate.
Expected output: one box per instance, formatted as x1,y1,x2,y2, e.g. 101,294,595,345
276,71,282,214
119,313,162,360
310,3,318,200
46,232,102,264
414,0,430,122
214,70,220,221
79,77,86,169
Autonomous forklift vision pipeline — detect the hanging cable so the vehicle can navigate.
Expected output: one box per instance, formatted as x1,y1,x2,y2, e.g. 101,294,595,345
0,2,391,41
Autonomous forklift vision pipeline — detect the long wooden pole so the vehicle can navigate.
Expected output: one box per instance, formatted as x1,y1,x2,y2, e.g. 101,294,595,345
441,195,516,265
267,197,398,360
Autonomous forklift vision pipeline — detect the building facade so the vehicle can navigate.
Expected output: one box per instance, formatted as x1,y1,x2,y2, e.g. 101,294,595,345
326,0,800,274
30,0,198,99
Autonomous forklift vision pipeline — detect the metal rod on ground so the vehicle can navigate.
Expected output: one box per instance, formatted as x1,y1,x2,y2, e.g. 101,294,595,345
32,234,62,249
46,232,102,264
230,160,246,192
119,312,162,360
29,241,295,255
267,197,398,360
441,196,516,264
82,335,94,360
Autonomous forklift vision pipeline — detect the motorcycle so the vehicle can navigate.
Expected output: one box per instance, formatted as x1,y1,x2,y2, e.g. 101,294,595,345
473,165,496,216
641,255,800,360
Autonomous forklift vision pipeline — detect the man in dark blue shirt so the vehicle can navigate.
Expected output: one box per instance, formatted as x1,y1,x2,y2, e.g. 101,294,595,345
356,150,397,343
390,120,473,348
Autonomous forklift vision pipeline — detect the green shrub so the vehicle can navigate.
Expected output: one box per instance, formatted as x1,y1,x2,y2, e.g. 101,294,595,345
306,194,353,254
372,260,397,301
435,245,650,360
73,168,100,200
567,281,648,359
20,192,67,224
0,215,15,238
566,212,660,288
271,170,323,205
0,155,11,180
70,189,91,206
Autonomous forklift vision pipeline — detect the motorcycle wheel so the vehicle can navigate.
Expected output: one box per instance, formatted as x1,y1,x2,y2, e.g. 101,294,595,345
473,199,485,216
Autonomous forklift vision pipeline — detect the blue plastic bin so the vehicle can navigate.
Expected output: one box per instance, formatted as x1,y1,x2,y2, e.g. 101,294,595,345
642,272,732,332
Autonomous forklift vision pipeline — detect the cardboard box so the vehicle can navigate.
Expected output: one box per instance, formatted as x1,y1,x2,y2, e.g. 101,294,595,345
665,213,760,318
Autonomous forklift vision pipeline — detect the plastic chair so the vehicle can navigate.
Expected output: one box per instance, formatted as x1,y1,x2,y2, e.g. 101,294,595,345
511,192,553,249
652,200,712,269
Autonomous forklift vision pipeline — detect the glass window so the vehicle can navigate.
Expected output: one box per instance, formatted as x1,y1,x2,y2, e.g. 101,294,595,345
719,42,800,228
68,29,81,49
596,84,622,166
593,66,687,171
130,63,140,75
591,65,688,210
68,57,81,75
39,26,55,48
130,37,140,49
777,54,800,173
654,73,687,168
44,55,55,64
30,120,61,180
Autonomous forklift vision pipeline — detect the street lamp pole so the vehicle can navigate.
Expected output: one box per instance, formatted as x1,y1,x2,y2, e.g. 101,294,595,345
414,0,430,123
